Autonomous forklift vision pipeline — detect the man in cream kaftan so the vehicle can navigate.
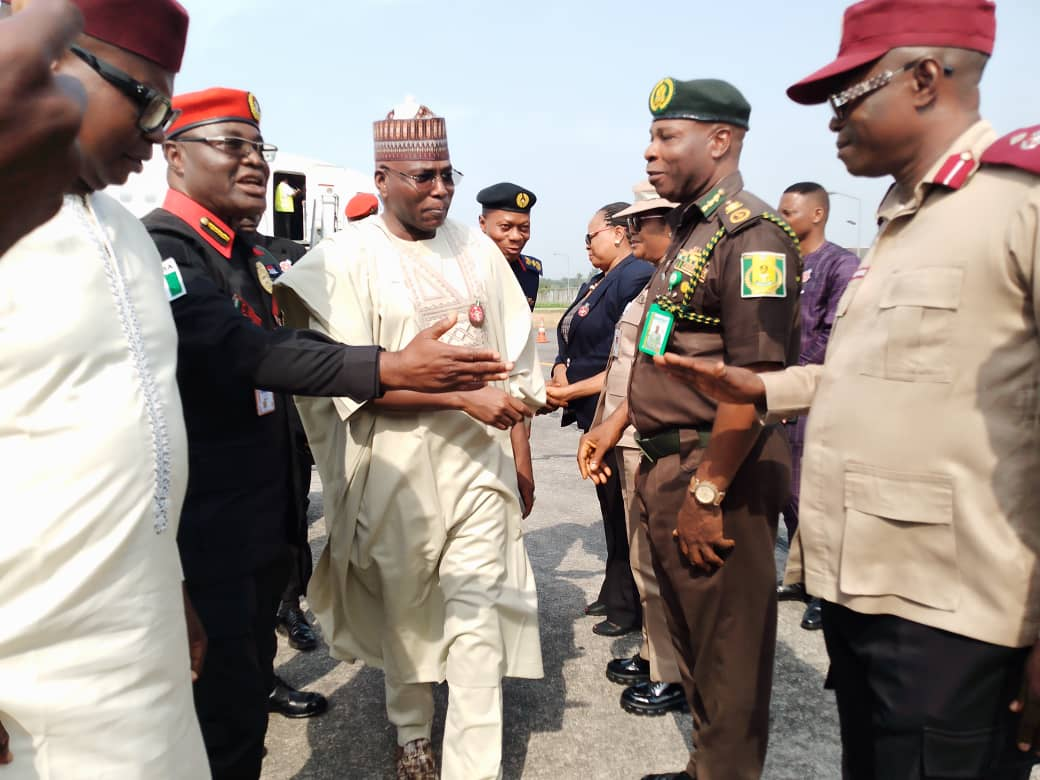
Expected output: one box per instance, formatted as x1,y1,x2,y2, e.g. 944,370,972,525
277,214,545,779
0,192,208,779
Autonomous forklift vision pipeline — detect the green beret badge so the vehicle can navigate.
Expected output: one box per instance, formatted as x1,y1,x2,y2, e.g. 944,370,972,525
649,78,675,115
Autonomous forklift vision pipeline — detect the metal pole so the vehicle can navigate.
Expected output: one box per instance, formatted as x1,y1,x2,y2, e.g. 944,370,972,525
827,191,863,255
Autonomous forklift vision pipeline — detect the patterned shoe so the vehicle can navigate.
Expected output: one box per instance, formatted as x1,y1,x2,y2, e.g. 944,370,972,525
395,738,437,780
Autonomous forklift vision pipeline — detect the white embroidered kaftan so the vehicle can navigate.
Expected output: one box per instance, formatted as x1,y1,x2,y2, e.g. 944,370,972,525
276,216,545,685
0,194,208,778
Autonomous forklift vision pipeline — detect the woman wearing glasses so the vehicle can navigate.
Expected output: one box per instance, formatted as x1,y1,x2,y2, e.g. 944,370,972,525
547,201,653,636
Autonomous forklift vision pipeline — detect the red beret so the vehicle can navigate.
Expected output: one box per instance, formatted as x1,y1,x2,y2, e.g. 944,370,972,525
167,87,262,139
73,0,189,73
345,192,379,220
787,0,996,105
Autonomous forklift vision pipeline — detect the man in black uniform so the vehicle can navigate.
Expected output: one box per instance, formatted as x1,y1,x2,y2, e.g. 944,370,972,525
144,87,513,780
477,181,542,309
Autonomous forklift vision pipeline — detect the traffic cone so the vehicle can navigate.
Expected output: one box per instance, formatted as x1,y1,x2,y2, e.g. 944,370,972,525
536,319,548,344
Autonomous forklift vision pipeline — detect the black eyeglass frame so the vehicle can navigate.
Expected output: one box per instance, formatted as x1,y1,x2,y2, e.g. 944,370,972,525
378,165,464,189
70,44,180,134
174,135,279,161
624,213,667,234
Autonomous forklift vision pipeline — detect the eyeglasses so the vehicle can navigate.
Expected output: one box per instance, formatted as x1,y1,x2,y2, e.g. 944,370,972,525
828,59,955,122
176,136,279,161
70,45,180,134
380,166,463,189
625,214,666,234
584,225,615,248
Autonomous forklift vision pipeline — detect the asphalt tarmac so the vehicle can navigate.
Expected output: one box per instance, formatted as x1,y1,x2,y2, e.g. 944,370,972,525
258,340,1023,779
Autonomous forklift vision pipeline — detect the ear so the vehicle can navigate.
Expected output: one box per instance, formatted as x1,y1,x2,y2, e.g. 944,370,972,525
708,126,733,160
613,224,627,245
374,169,390,200
478,214,487,233
163,141,185,178
812,206,826,225
911,59,944,110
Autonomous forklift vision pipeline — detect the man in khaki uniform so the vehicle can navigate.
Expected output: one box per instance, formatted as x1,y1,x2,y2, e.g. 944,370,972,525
580,181,684,717
658,0,1040,776
588,78,801,780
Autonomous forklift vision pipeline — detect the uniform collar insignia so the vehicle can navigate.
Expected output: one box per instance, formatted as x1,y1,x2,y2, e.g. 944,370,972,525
929,151,978,190
162,189,236,259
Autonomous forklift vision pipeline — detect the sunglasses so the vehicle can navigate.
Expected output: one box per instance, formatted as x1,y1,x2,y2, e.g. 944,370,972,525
828,58,954,122
584,225,615,248
70,45,179,134
625,214,666,234
380,166,463,189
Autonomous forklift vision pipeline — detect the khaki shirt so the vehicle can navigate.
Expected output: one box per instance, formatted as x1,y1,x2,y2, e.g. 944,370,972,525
591,284,651,449
765,121,1040,647
629,172,801,434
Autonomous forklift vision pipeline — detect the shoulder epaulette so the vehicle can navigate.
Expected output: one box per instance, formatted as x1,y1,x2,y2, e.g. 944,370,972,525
981,125,1040,176
522,255,543,275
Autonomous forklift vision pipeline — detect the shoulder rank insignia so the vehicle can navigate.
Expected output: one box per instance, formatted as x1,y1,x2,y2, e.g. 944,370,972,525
522,255,543,274
981,125,1040,176
741,252,787,298
725,199,753,226
932,151,978,190
200,216,231,247
162,257,186,302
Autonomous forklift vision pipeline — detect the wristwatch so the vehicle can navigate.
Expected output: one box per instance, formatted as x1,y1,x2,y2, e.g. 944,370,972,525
689,477,725,507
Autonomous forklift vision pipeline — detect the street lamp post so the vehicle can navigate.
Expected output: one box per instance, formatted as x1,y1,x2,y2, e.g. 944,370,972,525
827,191,864,255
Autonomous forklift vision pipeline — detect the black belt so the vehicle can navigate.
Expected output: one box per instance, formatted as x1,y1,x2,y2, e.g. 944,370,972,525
634,428,711,463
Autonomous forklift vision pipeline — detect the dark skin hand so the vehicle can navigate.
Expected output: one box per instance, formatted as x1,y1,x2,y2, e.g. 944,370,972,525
0,0,86,256
545,370,606,409
511,422,535,518
577,400,629,484
183,585,207,682
374,386,532,431
1010,640,1040,755
379,314,514,392
652,354,766,405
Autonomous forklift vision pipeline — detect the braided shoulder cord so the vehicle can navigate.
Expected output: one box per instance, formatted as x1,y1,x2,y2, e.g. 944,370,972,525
653,226,726,326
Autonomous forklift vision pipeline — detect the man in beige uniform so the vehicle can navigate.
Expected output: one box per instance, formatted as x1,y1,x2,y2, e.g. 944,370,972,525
658,0,1040,777
580,181,684,716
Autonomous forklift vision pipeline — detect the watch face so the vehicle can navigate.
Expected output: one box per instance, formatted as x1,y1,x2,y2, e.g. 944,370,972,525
694,484,717,504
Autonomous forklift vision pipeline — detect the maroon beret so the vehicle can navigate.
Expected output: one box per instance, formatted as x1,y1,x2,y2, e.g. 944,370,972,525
787,0,996,105
73,0,189,73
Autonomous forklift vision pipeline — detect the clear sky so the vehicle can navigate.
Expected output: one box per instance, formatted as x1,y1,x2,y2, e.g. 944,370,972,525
173,0,1036,279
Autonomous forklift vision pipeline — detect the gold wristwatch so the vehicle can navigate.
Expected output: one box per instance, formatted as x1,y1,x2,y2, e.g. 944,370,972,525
689,477,725,507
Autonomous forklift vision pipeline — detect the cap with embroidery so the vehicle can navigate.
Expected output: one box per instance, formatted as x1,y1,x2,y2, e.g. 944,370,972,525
166,88,262,139
373,97,449,163
476,182,537,214
614,180,678,219
345,192,379,220
787,0,997,105
74,0,189,73
647,77,751,130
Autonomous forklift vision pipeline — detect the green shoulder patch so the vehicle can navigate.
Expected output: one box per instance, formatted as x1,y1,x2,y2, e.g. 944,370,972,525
162,257,186,301
741,252,787,298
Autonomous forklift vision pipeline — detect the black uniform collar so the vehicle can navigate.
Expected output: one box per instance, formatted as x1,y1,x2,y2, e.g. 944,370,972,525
162,189,237,260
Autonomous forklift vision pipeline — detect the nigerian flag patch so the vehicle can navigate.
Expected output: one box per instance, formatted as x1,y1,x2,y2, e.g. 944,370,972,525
741,252,787,298
162,257,186,301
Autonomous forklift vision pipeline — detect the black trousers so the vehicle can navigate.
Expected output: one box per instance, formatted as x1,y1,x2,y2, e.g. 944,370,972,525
188,552,290,780
822,601,1038,780
593,449,641,628
281,435,314,604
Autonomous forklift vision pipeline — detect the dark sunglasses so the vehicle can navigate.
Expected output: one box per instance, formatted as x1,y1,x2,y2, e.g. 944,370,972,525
625,214,666,234
584,225,615,248
380,166,463,189
70,44,180,134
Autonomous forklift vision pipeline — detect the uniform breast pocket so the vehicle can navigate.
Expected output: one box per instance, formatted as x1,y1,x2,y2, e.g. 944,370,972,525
838,462,959,611
863,268,963,383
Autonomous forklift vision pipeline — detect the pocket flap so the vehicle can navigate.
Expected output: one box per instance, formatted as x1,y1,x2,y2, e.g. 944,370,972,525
879,268,963,310
844,463,953,523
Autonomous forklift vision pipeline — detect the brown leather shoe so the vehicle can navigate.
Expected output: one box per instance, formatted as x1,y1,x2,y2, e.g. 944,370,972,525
395,738,436,780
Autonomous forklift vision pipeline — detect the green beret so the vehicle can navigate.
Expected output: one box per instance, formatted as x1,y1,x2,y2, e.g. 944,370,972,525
648,77,751,130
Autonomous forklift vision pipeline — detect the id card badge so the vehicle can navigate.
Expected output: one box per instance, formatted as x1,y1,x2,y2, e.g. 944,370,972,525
638,303,676,357
255,389,276,416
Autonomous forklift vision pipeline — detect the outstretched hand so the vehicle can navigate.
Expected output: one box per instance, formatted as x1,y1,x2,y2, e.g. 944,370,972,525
652,354,766,405
383,314,513,392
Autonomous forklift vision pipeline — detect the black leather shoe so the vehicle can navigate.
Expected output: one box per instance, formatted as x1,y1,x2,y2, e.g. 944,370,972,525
605,654,651,685
777,582,808,602
269,675,328,719
583,600,607,616
593,619,639,637
801,598,823,630
277,601,318,652
641,772,693,780
621,681,688,716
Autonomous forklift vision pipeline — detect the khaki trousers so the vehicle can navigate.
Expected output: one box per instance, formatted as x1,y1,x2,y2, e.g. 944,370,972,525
632,427,789,780
616,444,682,684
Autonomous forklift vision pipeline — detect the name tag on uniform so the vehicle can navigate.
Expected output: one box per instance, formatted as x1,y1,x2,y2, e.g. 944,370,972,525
638,303,675,357
611,326,622,358
255,389,276,416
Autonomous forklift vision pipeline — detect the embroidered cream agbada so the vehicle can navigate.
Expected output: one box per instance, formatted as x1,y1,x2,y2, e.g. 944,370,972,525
275,216,545,683
0,194,208,778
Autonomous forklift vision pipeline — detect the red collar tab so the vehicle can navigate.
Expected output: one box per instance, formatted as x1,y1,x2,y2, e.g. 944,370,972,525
981,125,1040,176
931,151,978,191
162,189,236,259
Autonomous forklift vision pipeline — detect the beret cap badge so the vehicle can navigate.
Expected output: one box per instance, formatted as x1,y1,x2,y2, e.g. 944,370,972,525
649,78,676,114
247,93,262,122
515,192,531,209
